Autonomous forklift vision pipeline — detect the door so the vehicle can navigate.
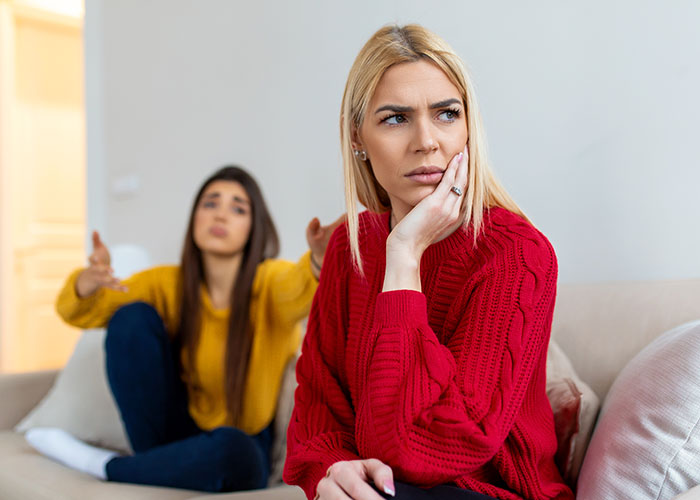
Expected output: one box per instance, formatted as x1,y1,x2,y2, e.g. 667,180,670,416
0,1,85,372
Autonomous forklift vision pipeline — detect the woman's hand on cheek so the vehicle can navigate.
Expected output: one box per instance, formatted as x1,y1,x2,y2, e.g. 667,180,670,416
315,459,395,500
383,146,468,292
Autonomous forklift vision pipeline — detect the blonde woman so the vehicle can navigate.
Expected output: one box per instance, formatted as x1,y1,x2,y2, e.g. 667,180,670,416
284,25,574,500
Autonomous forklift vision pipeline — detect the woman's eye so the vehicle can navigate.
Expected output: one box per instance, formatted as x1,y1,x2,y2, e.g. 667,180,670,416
202,201,217,209
438,109,460,122
382,114,407,125
232,206,247,215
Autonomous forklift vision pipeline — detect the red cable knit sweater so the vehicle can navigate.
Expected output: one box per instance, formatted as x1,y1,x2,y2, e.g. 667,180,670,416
283,208,574,500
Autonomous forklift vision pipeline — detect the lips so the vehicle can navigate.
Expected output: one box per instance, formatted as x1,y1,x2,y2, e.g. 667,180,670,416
210,226,228,237
405,166,445,185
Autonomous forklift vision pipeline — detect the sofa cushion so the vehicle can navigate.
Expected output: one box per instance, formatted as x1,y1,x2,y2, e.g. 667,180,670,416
0,430,196,500
14,328,300,488
576,320,700,500
14,328,599,491
15,330,131,453
268,352,299,485
546,340,600,486
189,485,306,500
551,279,700,400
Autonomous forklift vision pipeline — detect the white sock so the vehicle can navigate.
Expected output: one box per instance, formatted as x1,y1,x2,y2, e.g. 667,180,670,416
25,427,118,480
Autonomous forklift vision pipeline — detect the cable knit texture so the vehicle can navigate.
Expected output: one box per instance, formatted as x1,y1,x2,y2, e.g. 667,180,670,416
283,208,573,500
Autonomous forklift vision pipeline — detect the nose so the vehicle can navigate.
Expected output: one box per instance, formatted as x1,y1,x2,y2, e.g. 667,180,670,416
412,116,438,154
214,206,228,221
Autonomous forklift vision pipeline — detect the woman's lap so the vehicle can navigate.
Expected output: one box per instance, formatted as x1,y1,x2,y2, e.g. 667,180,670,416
104,302,270,492
106,426,271,492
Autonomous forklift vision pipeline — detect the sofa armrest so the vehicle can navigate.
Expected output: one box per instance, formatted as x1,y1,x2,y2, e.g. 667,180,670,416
0,370,58,430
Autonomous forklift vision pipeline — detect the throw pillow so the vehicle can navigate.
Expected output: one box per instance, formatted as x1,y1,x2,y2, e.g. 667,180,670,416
16,329,131,453
546,340,600,487
576,320,700,500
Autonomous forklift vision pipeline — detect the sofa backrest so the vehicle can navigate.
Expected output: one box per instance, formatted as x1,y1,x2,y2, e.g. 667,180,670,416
551,278,700,400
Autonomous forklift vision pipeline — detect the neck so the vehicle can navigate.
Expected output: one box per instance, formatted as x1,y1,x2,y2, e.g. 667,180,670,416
201,251,243,310
388,201,411,230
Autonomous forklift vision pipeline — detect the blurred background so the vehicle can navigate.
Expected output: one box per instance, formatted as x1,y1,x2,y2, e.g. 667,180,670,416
1,0,699,373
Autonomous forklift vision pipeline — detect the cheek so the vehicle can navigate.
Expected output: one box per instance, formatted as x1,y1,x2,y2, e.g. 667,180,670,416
235,217,253,244
454,124,469,148
193,212,207,236
366,139,403,183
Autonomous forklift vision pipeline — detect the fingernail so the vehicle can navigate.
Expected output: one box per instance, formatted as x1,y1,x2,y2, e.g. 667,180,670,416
384,481,395,497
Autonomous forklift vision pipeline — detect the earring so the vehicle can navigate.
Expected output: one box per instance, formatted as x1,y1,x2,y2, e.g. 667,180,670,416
353,149,367,161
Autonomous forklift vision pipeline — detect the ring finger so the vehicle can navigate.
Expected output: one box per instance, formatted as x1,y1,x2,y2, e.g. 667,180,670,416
433,149,463,200
452,145,469,195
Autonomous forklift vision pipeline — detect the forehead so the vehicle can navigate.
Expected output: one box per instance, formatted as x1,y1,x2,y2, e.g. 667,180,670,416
370,59,462,106
201,180,249,202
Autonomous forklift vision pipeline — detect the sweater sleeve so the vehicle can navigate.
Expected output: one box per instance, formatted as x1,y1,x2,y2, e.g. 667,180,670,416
55,266,175,330
356,235,558,486
257,251,318,330
283,233,361,499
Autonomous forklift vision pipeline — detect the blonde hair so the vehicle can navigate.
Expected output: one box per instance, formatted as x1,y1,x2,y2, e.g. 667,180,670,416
340,24,525,272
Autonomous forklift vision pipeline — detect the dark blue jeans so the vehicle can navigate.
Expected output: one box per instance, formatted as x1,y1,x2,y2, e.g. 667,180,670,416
103,302,271,492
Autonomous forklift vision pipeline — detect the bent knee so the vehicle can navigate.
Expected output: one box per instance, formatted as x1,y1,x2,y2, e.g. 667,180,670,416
106,302,164,348
207,427,268,491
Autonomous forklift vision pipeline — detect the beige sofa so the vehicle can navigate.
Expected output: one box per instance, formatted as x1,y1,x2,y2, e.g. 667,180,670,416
2,278,700,500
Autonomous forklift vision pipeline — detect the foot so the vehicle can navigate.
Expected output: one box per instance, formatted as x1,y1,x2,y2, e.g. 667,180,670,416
25,427,118,480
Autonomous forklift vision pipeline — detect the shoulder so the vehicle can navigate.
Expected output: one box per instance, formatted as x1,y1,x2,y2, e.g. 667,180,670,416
253,257,293,284
128,264,180,283
251,253,314,294
477,207,557,278
326,210,387,268
330,209,384,248
251,259,286,298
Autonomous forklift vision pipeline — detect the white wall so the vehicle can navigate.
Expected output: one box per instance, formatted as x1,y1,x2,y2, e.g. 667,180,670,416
85,0,700,284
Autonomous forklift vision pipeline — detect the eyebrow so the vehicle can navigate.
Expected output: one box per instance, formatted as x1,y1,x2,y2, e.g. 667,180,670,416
232,196,250,205
203,192,250,205
374,98,462,114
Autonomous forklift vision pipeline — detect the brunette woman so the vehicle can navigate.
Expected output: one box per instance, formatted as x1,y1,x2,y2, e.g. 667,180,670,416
27,165,341,492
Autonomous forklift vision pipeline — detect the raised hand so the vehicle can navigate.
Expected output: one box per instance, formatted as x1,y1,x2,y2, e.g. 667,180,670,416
75,231,128,298
315,458,395,500
306,214,346,277
383,146,469,292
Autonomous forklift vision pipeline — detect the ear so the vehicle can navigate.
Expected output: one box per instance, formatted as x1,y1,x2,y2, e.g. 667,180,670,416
350,125,364,151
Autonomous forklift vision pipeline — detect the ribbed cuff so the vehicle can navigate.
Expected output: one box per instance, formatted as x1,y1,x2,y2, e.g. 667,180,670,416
284,445,359,499
374,290,428,328
299,250,316,280
62,268,104,307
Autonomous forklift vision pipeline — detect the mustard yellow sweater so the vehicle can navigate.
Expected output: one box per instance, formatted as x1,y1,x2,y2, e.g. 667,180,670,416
56,252,317,435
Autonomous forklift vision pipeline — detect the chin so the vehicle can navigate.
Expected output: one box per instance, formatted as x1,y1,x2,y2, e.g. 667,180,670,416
407,185,438,204
199,243,241,257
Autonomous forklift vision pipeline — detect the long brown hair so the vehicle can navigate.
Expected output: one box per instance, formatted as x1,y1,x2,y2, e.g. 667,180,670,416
176,165,279,425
